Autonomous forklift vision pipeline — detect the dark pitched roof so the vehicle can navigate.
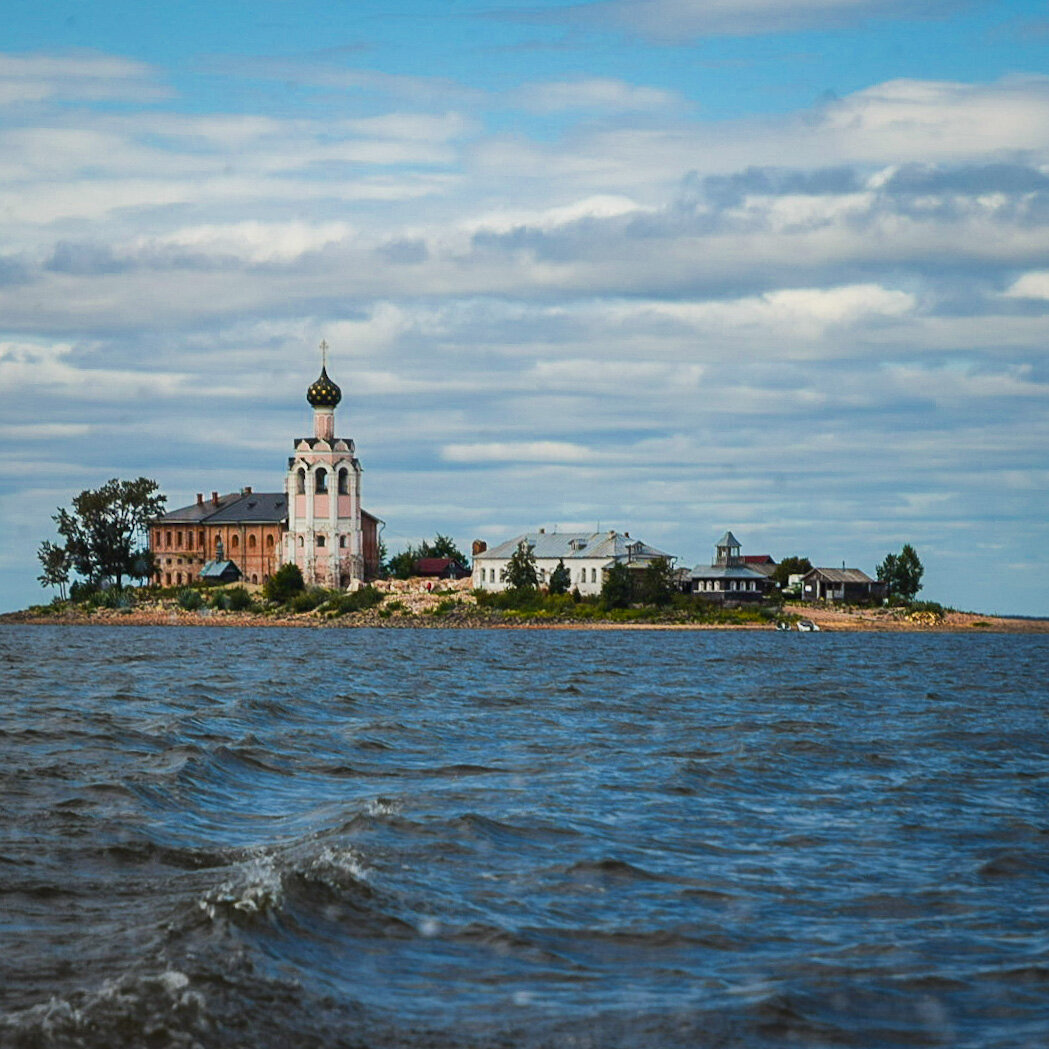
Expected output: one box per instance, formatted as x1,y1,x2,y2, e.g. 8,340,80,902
205,492,287,524
414,557,469,576
154,493,243,523
200,560,241,579
691,564,770,581
803,567,875,584
155,491,286,525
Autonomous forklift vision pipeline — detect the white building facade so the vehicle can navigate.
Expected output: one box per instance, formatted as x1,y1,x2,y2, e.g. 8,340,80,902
472,530,673,597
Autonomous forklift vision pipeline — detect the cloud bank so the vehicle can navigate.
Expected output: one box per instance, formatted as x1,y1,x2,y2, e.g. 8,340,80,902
1,40,1047,614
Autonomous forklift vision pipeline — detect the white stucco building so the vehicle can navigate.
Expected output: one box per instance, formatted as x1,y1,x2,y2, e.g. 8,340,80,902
472,529,673,596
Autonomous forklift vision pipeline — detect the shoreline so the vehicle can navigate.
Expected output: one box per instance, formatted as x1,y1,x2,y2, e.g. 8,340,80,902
2,603,1046,633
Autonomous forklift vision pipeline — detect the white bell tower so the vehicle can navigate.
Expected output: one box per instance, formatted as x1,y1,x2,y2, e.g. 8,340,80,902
284,342,364,587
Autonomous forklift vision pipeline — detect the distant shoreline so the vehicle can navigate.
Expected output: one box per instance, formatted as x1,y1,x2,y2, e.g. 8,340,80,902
2,603,1047,633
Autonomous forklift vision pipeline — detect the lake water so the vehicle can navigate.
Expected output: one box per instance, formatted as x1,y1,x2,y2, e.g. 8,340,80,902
1,625,1047,1048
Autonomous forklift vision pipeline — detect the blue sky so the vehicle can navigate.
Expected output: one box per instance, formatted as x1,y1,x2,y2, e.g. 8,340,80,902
2,0,1048,614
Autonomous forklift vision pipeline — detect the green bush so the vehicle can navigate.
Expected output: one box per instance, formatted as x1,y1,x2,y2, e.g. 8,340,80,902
290,588,329,614
264,563,305,604
226,586,254,612
322,586,385,615
177,588,204,611
211,586,254,612
69,580,99,604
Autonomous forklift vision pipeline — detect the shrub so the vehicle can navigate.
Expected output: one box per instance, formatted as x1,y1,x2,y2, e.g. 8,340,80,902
290,588,328,614
69,580,100,604
177,588,204,611
264,563,305,604
323,586,385,615
226,586,253,612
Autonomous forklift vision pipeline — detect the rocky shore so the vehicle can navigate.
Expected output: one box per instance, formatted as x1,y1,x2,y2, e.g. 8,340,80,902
2,580,1046,633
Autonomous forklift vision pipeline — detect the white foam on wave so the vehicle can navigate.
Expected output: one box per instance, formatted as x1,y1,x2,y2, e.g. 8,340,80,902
310,844,370,882
199,855,284,920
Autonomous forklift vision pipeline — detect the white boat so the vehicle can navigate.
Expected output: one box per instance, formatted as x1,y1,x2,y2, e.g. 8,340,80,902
796,619,820,632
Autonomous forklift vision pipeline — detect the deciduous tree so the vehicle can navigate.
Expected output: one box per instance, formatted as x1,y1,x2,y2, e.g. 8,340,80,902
877,544,924,602
638,557,675,606
36,540,71,600
51,477,165,589
772,556,812,587
386,534,469,579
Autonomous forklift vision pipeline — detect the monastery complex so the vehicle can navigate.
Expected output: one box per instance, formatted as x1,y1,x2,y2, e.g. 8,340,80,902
149,345,883,607
150,352,381,588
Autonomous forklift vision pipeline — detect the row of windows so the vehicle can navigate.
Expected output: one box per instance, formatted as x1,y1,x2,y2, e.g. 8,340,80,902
294,535,350,548
695,579,759,591
295,466,352,495
478,565,599,584
159,530,275,551
161,529,205,550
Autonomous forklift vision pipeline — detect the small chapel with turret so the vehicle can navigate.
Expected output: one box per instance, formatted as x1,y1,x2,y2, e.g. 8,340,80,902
149,346,381,589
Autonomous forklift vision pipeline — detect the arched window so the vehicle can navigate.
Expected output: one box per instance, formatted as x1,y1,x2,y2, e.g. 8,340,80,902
251,574,258,584
315,468,328,494
298,536,304,548
316,535,326,548
230,534,239,550
338,468,349,495
198,530,205,547
248,534,257,549
266,535,274,549
339,536,346,548
296,468,306,494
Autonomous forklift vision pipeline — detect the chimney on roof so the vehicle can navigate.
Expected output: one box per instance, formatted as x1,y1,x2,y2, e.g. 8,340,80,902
472,539,487,556
196,493,203,506
539,527,545,534
212,491,219,506
624,532,630,538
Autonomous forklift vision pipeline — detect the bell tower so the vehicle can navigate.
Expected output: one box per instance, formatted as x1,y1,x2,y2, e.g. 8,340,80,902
284,342,364,587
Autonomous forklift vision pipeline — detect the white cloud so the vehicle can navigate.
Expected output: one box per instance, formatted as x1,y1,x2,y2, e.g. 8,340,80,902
441,440,595,463
0,52,169,106
135,221,356,264
1003,271,1049,300
514,78,681,113
569,0,955,40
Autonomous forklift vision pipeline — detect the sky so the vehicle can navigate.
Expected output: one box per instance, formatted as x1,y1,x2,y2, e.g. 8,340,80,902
2,0,1049,616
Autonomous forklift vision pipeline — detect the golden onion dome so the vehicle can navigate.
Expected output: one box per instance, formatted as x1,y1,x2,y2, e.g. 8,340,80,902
306,366,341,408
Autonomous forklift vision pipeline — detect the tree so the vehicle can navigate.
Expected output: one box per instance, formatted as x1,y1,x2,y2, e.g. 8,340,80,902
638,557,675,606
37,540,71,600
548,559,571,595
601,562,633,609
263,563,305,603
386,533,469,579
51,477,166,589
877,544,924,602
772,556,812,587
502,541,538,591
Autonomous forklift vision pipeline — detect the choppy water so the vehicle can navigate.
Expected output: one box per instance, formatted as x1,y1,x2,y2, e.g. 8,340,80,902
1,625,1047,1048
